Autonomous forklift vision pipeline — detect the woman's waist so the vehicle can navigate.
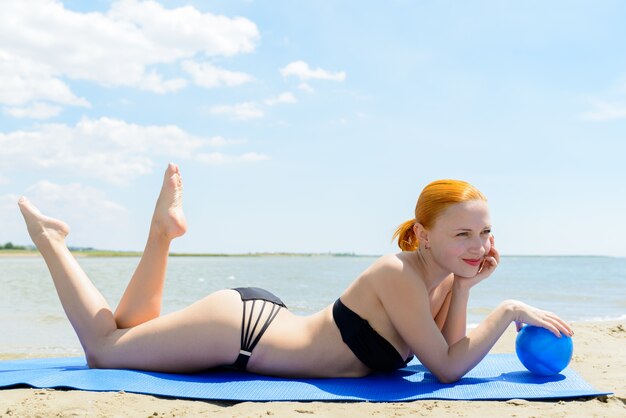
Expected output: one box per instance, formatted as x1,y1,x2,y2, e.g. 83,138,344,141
248,305,370,377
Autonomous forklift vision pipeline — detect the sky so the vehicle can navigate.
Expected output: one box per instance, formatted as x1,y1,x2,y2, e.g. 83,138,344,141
1,0,625,256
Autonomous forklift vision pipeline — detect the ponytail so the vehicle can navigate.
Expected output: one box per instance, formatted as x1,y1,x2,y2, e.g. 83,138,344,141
392,219,418,251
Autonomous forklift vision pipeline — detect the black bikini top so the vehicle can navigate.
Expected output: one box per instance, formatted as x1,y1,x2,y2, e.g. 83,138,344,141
333,298,413,372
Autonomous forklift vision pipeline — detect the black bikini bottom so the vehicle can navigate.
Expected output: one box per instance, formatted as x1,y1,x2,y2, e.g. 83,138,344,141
232,287,287,370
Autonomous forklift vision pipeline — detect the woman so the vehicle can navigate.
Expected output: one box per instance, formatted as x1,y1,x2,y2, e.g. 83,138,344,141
18,163,573,383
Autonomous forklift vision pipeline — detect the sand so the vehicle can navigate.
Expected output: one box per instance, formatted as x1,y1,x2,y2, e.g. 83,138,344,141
1,320,624,418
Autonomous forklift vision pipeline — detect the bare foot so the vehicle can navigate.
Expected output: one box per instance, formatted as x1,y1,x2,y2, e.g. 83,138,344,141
18,197,70,247
151,163,187,240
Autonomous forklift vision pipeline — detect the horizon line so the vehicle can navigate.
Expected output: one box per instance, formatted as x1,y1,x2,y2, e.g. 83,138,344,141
0,248,622,259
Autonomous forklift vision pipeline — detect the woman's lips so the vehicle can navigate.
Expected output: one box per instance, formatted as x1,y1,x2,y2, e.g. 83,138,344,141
463,258,482,267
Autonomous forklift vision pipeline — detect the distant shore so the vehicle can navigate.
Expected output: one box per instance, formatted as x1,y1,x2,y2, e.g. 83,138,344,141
1,249,620,258
0,249,373,258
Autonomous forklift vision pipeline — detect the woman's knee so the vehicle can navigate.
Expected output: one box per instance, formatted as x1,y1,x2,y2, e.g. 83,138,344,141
85,350,101,369
83,331,119,369
85,344,107,368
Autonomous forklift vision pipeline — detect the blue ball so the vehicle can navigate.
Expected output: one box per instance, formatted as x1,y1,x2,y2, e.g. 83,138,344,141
515,325,573,376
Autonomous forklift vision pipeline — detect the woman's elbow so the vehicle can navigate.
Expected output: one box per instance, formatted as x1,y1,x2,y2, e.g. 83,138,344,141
433,370,463,384
435,373,462,384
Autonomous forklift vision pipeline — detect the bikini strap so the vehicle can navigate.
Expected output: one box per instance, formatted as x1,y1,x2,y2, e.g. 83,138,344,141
234,300,283,370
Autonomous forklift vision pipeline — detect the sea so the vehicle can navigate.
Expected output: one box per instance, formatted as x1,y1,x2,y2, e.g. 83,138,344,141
1,255,624,357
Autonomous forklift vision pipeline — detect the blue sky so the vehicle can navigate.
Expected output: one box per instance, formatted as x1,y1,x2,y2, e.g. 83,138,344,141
1,0,625,256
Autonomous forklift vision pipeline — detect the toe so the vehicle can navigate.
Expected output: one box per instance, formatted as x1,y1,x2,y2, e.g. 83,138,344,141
17,197,32,212
167,162,178,174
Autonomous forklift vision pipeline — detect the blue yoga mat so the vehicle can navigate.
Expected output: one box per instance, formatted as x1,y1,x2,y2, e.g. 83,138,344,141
0,354,609,402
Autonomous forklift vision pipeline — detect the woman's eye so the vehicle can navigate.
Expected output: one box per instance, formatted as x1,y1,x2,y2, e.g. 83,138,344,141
482,229,492,235
456,232,469,237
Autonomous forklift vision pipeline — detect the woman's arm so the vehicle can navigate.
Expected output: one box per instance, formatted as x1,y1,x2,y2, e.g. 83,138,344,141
440,235,499,346
377,262,505,383
445,299,574,382
443,300,514,382
379,265,572,383
439,280,469,345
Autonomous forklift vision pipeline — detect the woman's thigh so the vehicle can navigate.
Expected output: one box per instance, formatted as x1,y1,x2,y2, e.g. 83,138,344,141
94,289,243,372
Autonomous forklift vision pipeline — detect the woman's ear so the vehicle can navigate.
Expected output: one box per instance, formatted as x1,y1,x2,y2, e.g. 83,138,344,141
413,222,429,246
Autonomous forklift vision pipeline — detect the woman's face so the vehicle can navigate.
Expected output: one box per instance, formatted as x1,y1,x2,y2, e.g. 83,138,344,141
428,200,492,278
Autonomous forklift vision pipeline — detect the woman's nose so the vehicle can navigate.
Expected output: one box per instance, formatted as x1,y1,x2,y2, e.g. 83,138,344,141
469,236,485,254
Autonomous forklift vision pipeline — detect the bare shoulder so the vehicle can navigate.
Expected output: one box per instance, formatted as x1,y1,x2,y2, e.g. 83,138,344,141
367,252,425,293
369,253,404,273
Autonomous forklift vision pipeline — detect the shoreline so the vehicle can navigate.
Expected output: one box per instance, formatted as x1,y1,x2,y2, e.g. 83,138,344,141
1,319,624,417
0,250,376,258
1,250,623,258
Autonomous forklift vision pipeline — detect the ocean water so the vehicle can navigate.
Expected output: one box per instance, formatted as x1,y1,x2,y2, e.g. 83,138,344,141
1,255,624,356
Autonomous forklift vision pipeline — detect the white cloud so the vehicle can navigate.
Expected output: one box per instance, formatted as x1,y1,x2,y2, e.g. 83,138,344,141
211,92,296,121
196,151,269,165
0,117,267,184
0,51,90,108
108,0,258,57
181,60,253,88
280,61,346,82
135,71,188,94
581,100,626,121
239,152,270,162
210,102,264,120
3,102,63,119
0,0,259,109
581,76,626,121
264,92,297,106
25,181,127,217
0,182,129,249
298,82,315,93
39,182,127,248
205,136,247,146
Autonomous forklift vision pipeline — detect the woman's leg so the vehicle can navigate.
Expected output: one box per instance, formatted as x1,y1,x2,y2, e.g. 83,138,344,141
114,163,187,328
18,197,117,362
95,290,243,372
19,197,241,372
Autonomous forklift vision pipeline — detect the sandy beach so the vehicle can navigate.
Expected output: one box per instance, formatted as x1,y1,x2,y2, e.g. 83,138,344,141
0,319,623,417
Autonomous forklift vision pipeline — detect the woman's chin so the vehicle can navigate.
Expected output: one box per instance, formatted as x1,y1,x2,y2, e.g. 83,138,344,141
454,272,473,279
453,266,479,278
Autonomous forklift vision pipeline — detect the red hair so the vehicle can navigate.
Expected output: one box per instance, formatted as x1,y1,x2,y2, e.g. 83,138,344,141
392,180,487,251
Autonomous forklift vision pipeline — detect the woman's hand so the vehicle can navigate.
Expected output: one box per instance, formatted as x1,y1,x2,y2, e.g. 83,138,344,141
506,300,574,338
454,234,500,290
